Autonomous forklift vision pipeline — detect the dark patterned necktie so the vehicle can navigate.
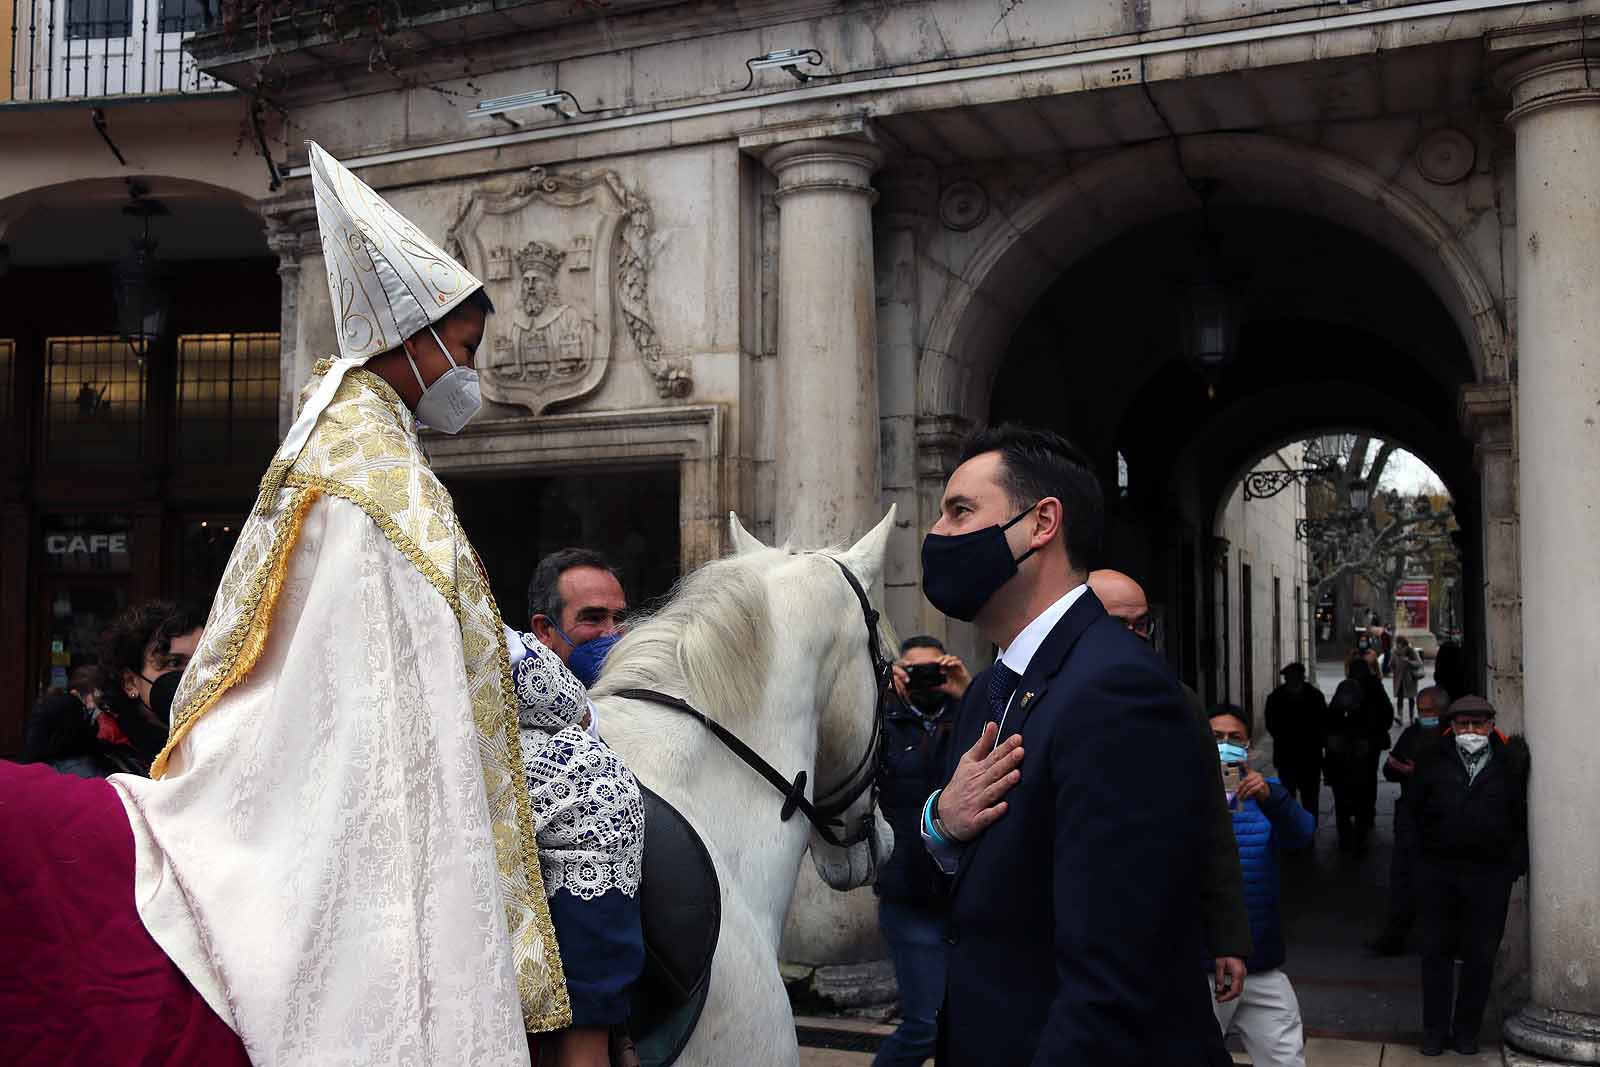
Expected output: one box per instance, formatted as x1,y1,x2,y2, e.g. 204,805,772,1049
988,661,1022,728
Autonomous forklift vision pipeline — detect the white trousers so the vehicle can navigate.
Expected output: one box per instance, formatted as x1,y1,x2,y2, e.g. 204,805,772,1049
1208,967,1306,1067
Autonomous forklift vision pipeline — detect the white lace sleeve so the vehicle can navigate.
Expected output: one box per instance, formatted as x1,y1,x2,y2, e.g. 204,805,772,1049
505,626,588,733
520,723,645,901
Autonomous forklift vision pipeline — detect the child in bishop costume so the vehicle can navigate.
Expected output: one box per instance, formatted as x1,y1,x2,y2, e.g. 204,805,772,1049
0,142,642,1067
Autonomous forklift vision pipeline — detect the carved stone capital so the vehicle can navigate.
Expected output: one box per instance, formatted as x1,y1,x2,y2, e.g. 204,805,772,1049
1460,381,1514,454
915,414,973,482
762,138,885,203
263,207,318,273
1492,33,1600,125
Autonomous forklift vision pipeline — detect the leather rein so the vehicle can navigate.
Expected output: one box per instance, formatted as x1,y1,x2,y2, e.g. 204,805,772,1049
615,555,891,849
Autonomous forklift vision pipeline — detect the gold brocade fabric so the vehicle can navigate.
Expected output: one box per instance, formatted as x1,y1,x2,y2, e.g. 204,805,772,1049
155,367,571,1033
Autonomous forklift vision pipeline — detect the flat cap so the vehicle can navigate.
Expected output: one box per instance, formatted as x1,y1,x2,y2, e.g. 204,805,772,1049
1446,694,1496,718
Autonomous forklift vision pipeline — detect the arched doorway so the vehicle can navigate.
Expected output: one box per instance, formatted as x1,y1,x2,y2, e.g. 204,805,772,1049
0,176,279,750
911,133,1515,733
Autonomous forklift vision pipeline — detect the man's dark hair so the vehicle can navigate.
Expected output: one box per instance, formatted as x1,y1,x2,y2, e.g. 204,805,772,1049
527,548,620,625
958,424,1104,572
900,634,946,656
97,601,205,683
454,286,495,319
1207,701,1253,739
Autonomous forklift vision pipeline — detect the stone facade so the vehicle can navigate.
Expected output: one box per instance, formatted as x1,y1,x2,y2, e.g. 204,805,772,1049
165,1,1600,1054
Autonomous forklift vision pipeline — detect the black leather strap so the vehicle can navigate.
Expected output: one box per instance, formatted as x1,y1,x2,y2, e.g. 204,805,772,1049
615,687,845,841
610,553,890,850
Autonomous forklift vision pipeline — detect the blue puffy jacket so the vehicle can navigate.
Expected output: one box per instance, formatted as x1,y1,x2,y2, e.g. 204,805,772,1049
1223,779,1316,974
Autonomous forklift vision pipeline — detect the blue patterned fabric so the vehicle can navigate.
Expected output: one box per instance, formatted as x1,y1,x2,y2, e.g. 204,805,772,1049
1221,780,1316,974
987,661,1021,727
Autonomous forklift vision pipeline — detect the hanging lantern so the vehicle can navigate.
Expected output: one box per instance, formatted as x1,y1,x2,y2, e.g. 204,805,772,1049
1349,480,1371,512
113,186,171,357
1178,181,1238,399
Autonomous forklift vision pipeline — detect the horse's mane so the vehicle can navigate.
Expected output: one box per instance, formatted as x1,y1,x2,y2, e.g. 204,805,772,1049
591,546,791,722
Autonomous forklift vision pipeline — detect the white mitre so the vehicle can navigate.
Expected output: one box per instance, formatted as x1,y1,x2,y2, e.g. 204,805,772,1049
269,141,481,477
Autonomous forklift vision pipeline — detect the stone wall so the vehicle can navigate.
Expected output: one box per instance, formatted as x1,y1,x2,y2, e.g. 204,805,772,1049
1215,449,1310,724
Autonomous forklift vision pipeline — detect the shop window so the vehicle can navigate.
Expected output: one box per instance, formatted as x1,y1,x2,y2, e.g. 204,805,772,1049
176,332,280,467
66,0,132,38
44,336,145,464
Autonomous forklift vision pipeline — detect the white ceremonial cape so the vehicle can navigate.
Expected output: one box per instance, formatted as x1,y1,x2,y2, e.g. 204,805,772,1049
111,368,569,1067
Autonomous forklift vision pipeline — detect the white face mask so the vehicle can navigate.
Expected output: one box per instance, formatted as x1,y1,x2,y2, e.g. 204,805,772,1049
1456,732,1490,756
403,325,481,434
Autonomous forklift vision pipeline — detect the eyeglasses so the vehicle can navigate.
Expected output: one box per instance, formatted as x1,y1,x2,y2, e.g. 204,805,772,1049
1129,615,1157,643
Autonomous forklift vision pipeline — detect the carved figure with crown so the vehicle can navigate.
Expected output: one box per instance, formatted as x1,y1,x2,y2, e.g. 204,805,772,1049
498,239,592,385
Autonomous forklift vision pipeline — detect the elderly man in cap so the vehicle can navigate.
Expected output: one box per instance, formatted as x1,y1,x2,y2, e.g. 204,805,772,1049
1264,663,1328,820
1407,695,1530,1056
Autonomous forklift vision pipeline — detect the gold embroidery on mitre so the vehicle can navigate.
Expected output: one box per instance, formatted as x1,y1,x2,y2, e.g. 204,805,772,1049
157,369,570,1030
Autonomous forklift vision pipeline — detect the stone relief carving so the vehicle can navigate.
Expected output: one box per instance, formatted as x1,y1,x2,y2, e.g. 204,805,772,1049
447,167,691,413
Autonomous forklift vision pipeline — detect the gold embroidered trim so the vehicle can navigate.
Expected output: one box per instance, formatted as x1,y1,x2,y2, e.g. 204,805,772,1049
283,473,459,616
153,487,322,779
485,569,571,1033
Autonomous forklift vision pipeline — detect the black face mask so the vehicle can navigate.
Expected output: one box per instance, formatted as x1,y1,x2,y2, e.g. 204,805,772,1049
920,502,1040,622
148,670,182,726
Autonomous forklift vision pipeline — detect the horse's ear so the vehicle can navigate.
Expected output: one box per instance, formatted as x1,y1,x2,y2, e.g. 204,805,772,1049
840,504,897,588
727,511,766,556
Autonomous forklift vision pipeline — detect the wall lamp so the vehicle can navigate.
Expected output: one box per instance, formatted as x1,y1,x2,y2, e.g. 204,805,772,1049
468,89,579,127
742,48,824,89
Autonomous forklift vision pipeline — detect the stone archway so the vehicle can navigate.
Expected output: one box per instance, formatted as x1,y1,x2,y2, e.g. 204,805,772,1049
917,133,1509,428
907,133,1518,726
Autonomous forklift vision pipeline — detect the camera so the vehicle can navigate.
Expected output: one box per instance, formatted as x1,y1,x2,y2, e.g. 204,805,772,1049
905,662,946,693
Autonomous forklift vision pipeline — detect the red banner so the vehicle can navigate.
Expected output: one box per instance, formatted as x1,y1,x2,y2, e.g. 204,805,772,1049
1396,579,1430,631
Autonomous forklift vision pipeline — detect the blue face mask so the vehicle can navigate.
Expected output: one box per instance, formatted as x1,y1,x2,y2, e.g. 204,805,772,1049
1419,715,1440,728
554,624,621,688
1217,741,1248,765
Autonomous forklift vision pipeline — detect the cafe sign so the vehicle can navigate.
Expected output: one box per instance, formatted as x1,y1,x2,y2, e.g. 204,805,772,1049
44,529,131,571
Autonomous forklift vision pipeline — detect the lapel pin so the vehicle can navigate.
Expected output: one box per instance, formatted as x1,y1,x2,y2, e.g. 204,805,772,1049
1021,692,1035,708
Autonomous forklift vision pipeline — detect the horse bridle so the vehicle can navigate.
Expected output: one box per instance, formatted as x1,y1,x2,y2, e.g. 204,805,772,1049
615,555,892,850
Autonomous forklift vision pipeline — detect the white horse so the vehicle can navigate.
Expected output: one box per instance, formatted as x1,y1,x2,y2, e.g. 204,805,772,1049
592,508,898,1067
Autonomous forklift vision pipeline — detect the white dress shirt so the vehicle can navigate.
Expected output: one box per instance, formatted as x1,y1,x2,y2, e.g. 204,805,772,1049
922,582,1089,872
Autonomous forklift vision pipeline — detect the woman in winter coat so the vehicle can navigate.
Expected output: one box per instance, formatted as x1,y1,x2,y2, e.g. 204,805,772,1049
1392,635,1424,723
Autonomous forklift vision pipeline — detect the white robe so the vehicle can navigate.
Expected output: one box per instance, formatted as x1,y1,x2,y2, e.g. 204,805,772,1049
112,495,531,1067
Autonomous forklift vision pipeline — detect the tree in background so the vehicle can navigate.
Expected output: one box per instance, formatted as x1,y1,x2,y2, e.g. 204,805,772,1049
1300,435,1457,676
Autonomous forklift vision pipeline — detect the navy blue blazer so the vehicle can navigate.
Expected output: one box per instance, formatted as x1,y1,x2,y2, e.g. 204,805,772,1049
936,590,1232,1067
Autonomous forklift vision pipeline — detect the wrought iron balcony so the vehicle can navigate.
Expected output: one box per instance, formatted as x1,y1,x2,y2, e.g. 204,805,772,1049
4,0,225,102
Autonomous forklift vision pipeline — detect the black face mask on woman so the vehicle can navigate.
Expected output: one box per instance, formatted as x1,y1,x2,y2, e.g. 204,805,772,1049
920,501,1040,622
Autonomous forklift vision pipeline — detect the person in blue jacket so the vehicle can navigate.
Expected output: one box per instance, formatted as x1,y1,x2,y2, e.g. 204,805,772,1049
1207,703,1317,1067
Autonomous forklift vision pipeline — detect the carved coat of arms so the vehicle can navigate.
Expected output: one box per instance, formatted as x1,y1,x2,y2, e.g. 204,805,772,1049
447,167,691,414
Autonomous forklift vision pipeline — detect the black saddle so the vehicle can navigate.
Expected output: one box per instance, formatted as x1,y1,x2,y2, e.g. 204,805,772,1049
627,785,720,1067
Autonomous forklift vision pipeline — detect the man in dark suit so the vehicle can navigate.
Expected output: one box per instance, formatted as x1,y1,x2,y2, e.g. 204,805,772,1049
919,425,1231,1067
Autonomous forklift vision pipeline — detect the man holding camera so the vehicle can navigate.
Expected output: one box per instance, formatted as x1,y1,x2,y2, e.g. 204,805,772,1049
876,636,971,1067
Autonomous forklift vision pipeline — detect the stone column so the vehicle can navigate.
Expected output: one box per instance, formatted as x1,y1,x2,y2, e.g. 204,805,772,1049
876,159,936,641
763,136,888,980
1499,43,1600,1067
763,137,885,547
265,214,305,437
